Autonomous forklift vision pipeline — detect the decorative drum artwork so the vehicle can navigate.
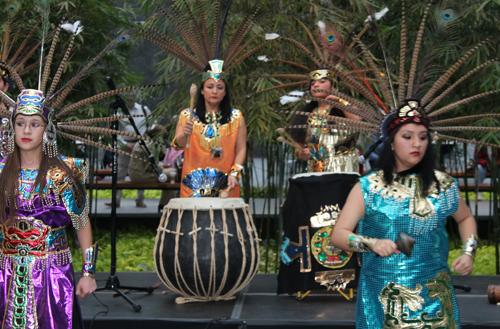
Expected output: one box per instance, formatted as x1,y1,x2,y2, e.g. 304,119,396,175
155,198,260,304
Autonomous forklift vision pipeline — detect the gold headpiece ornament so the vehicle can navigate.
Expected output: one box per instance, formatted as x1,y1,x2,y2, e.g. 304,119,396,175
202,60,226,82
309,69,334,81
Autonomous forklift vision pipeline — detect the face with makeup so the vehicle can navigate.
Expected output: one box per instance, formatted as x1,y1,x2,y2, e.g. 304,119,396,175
392,123,429,172
310,78,332,99
201,78,226,109
14,114,46,153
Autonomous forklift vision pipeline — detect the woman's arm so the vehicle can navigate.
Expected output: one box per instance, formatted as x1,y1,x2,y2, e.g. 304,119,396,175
173,111,192,147
325,95,363,121
330,182,365,250
228,118,247,189
451,194,477,275
331,182,399,257
233,117,247,166
75,223,97,298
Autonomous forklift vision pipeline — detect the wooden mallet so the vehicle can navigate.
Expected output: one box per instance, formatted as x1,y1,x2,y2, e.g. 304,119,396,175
186,83,197,149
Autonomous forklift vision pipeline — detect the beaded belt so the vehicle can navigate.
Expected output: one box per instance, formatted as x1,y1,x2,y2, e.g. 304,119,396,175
1,217,69,258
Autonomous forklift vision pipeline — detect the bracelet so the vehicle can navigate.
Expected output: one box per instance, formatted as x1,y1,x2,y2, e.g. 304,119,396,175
347,234,378,252
229,164,243,179
461,234,478,260
82,242,99,279
172,137,185,151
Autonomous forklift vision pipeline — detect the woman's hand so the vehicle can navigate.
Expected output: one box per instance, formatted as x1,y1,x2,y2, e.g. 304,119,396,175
183,121,194,137
325,94,340,102
452,254,473,275
227,175,239,190
76,276,97,299
372,239,400,257
297,148,311,161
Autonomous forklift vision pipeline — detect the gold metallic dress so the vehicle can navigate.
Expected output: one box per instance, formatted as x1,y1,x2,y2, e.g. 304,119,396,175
305,109,359,173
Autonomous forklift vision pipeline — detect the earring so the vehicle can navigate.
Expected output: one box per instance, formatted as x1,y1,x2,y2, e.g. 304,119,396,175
42,132,58,158
42,115,58,158
7,132,14,155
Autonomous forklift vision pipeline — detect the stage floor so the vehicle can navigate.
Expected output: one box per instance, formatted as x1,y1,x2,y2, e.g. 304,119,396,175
80,272,500,329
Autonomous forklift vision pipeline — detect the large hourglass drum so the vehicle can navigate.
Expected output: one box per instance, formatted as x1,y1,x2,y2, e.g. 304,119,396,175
155,198,260,304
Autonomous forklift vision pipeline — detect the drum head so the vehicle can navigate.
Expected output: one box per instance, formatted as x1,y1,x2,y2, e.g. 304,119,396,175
166,197,246,210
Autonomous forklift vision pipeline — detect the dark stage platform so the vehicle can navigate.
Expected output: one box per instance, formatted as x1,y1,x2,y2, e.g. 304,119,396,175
80,272,500,329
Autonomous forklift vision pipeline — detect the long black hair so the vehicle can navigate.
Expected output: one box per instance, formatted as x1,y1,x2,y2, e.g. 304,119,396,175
374,126,439,196
291,75,344,143
195,65,232,125
0,145,85,223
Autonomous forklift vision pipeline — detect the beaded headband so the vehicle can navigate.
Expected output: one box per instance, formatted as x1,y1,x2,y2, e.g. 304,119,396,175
383,99,430,138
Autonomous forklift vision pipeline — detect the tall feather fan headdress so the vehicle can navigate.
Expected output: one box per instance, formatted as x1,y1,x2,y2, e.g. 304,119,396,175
252,17,389,98
0,1,162,160
0,2,58,90
275,1,500,150
140,0,276,81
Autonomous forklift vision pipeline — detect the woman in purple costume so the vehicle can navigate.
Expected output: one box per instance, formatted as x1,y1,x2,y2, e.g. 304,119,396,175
0,89,97,328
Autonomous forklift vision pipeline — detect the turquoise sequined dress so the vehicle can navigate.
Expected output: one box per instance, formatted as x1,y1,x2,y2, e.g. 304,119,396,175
357,170,460,329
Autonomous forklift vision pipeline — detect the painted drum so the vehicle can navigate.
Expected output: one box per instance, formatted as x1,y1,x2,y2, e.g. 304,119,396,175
155,198,260,304
487,285,500,304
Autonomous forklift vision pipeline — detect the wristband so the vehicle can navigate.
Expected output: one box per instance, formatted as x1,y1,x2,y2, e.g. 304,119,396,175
294,148,302,160
347,234,378,252
172,137,185,151
82,242,99,278
461,234,478,260
229,164,243,179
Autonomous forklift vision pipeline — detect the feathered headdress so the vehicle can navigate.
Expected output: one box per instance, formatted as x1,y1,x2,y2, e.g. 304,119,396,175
0,3,161,160
0,3,55,90
252,14,389,96
275,1,500,152
140,0,276,82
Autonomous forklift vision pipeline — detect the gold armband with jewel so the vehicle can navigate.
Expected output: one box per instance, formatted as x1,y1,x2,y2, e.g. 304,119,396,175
172,137,185,151
229,164,243,179
338,98,351,106
82,242,99,279
347,234,378,252
461,234,478,260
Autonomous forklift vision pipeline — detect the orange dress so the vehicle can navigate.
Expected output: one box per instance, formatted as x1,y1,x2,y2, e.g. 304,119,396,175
178,108,243,198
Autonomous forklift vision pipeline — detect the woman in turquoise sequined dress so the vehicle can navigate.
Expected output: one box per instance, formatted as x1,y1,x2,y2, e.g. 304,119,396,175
331,100,477,329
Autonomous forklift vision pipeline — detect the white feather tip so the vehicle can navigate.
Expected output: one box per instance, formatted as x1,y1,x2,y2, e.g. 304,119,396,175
317,21,326,34
265,33,280,40
365,8,389,22
61,21,83,35
280,91,305,105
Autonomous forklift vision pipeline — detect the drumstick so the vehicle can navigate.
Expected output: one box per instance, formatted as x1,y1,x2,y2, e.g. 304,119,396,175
277,136,301,149
276,128,302,149
186,83,197,149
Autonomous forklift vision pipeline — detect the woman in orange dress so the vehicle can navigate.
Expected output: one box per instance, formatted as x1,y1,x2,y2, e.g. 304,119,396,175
172,60,247,198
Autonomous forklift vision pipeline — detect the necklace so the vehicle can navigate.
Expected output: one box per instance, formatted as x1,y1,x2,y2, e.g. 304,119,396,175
204,111,223,159
310,105,331,135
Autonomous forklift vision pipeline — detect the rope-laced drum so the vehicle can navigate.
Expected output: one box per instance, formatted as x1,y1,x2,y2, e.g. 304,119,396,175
155,198,260,304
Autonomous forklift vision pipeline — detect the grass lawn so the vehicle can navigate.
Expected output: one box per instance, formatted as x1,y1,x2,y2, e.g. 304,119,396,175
70,225,498,275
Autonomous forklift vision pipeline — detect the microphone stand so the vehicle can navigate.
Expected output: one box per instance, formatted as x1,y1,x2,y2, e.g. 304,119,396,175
95,78,157,312
106,77,167,182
